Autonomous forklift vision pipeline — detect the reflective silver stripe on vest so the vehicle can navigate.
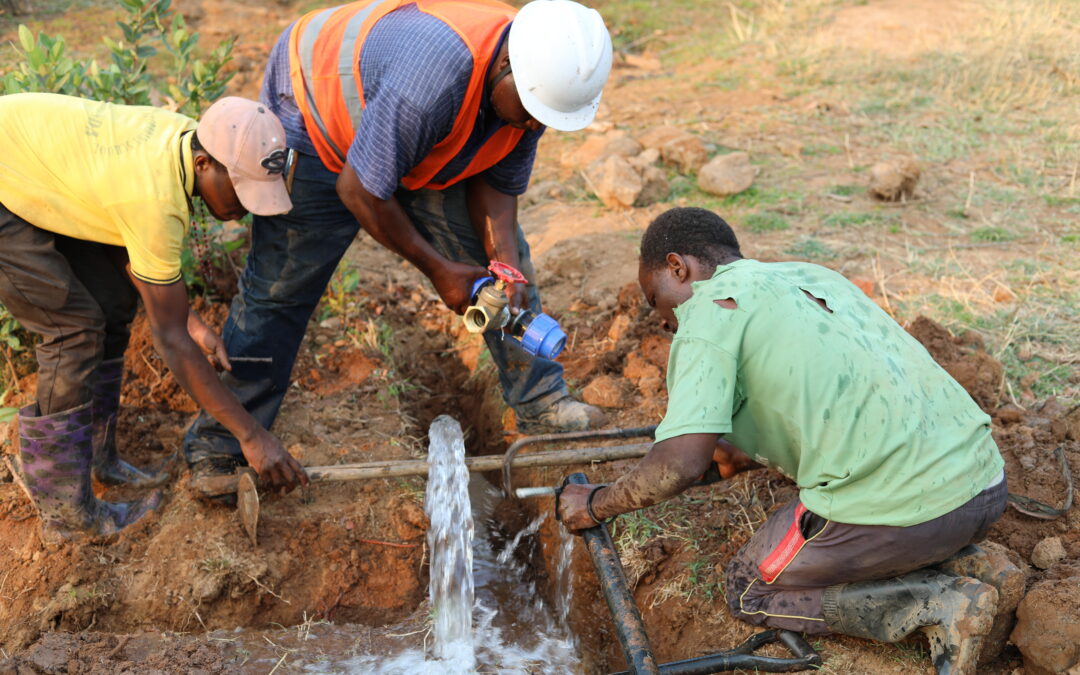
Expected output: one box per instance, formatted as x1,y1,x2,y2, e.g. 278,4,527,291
337,1,394,131
295,0,398,163
296,5,348,162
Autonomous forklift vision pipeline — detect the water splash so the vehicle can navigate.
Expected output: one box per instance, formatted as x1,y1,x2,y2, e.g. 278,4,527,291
293,416,581,674
553,522,576,633
425,415,475,665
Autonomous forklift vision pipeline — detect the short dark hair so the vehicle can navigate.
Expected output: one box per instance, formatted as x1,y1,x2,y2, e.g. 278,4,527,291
640,207,742,270
190,130,224,169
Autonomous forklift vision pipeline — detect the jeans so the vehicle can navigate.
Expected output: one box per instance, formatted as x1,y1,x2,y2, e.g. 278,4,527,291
184,152,567,463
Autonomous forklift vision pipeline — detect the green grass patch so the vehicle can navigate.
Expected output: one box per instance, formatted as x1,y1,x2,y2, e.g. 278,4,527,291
969,226,1018,243
820,210,898,228
785,237,837,261
742,211,790,233
801,143,842,157
827,184,862,197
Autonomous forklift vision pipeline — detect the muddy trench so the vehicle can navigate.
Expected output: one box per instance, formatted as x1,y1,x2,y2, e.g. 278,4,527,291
0,239,619,673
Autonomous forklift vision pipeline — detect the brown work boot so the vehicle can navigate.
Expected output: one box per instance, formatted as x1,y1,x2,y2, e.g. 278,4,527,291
934,543,1025,664
823,569,998,675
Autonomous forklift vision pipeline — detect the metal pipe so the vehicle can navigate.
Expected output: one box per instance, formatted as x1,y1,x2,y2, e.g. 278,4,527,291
504,426,656,496
566,472,659,675
194,442,652,498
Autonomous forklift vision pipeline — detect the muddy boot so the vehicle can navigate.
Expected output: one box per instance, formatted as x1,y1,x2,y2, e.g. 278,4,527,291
15,402,162,544
934,544,1024,664
517,395,607,433
91,357,169,487
822,569,998,675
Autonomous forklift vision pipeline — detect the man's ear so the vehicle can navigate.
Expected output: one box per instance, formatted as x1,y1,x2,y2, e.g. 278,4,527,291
665,252,689,283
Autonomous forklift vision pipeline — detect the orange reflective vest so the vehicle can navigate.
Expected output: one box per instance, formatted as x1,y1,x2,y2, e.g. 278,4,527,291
288,0,525,189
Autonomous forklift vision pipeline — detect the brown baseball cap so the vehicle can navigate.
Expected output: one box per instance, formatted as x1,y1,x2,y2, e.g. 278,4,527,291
197,97,292,216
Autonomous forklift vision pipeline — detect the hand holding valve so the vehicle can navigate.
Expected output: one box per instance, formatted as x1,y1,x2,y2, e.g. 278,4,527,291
462,262,568,360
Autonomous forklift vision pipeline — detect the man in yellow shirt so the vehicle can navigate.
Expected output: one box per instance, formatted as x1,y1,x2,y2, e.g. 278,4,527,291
0,94,308,542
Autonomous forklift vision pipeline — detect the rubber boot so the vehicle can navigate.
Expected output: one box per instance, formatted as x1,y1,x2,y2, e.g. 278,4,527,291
822,569,998,675
15,402,162,544
934,544,1024,665
91,357,169,487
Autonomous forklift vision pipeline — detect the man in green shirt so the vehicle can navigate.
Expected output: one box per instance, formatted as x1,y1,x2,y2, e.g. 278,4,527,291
559,207,1017,674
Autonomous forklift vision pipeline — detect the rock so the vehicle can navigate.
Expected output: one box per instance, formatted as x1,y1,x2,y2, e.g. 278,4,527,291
582,375,631,409
869,158,920,201
636,165,670,206
1011,576,1080,674
628,147,661,170
638,125,708,173
623,352,661,382
661,135,708,174
584,155,642,209
637,125,688,150
319,316,342,330
561,129,642,170
607,314,632,343
698,152,755,197
1031,537,1066,569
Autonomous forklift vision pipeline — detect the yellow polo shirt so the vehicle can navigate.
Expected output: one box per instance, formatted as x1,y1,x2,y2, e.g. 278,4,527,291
0,93,197,284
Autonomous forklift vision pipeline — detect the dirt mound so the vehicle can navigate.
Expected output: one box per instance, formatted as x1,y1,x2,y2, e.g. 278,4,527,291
906,315,1004,412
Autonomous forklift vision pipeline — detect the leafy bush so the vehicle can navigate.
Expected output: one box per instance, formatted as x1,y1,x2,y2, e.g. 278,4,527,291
2,0,234,117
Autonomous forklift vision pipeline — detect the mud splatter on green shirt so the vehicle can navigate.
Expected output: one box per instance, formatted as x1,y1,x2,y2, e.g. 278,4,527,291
654,259,1003,527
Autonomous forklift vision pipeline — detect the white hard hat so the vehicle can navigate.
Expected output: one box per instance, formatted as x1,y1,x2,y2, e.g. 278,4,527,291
509,0,613,132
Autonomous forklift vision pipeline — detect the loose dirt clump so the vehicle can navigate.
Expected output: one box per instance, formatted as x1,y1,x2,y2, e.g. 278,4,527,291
1011,575,1080,674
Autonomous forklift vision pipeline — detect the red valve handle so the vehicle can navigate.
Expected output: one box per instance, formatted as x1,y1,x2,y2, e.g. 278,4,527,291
487,261,527,285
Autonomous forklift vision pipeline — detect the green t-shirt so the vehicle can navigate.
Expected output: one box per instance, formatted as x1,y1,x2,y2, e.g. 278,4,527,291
654,259,1002,527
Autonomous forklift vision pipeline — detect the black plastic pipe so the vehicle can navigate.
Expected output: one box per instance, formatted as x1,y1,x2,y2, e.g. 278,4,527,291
566,472,660,675
608,629,822,675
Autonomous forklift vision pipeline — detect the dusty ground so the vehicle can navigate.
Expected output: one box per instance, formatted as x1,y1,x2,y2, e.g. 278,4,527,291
1,0,1078,673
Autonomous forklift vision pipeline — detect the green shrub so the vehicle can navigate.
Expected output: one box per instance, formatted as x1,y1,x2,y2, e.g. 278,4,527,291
3,0,234,117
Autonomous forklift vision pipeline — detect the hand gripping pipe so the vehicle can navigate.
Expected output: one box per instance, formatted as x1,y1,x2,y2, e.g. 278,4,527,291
563,472,822,675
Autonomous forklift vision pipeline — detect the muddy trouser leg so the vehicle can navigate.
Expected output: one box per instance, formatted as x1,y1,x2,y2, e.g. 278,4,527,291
723,478,1008,634
183,152,359,463
395,184,568,417
52,236,138,360
0,204,105,415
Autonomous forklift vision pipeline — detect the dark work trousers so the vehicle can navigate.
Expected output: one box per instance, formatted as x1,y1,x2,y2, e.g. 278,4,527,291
724,476,1008,634
183,151,568,464
0,203,138,415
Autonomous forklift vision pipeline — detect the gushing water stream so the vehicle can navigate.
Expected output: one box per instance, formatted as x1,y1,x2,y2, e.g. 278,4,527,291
311,415,580,673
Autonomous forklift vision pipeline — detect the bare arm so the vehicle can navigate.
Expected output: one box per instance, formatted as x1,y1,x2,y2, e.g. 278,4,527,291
559,433,718,531
466,177,524,311
130,275,308,490
336,165,487,313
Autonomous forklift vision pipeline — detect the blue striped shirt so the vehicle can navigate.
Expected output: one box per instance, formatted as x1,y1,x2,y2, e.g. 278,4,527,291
261,3,542,199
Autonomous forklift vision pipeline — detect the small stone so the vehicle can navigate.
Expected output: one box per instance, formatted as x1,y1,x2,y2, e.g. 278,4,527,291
584,155,642,209
628,147,660,170
1031,537,1066,569
582,375,631,409
869,158,920,201
637,125,708,173
623,352,660,381
607,314,632,342
319,316,342,330
698,152,755,197
636,165,669,206
561,129,642,170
